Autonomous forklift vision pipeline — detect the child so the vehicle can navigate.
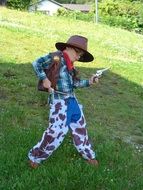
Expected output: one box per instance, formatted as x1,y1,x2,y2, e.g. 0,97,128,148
28,35,99,168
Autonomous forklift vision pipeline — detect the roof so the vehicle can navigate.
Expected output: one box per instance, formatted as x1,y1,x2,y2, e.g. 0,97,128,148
29,0,62,7
29,0,91,12
62,4,91,12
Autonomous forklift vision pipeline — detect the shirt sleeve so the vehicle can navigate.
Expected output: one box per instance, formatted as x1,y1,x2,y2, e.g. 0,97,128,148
73,79,90,88
32,53,52,80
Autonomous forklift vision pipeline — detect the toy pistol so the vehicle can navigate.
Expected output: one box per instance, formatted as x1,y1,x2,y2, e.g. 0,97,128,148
91,67,110,83
94,67,110,78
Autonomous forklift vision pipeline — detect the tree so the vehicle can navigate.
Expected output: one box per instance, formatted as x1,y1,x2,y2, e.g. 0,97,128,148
6,0,31,10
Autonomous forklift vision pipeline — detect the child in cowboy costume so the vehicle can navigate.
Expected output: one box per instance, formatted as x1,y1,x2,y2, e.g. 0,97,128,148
28,35,99,168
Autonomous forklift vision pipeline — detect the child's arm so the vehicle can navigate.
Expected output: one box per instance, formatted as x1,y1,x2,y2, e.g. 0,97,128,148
32,54,52,81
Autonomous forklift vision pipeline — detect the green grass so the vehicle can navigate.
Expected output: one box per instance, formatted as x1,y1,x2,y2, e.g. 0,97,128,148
0,7,143,190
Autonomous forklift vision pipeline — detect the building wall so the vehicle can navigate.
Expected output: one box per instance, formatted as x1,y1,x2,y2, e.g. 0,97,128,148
29,0,61,16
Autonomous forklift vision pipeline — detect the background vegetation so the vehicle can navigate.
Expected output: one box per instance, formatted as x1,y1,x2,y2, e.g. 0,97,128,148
57,0,143,34
1,0,143,34
0,7,143,190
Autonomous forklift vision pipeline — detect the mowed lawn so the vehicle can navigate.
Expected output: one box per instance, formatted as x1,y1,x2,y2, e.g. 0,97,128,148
0,8,143,190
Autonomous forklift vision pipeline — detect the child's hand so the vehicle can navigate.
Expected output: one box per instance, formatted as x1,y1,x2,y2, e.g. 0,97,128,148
43,78,52,89
89,75,99,85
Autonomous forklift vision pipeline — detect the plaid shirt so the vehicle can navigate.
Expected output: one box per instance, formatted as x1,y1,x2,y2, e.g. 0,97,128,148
32,51,90,99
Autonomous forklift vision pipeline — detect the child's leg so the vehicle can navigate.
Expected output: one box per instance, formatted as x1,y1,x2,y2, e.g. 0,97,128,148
70,106,96,160
28,99,68,164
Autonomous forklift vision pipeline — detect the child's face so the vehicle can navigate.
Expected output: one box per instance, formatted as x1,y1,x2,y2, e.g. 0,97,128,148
66,47,84,62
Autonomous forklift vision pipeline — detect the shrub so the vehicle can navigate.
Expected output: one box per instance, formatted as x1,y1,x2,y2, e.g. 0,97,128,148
7,0,31,10
56,8,94,22
99,0,143,33
100,15,138,30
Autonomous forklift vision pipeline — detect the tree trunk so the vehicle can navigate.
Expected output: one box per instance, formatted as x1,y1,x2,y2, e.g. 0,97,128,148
0,0,7,6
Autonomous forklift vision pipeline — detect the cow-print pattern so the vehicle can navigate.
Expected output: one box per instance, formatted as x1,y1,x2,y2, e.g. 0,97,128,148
28,99,95,164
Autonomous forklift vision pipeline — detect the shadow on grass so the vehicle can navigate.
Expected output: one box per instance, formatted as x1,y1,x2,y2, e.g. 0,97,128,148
1,60,143,147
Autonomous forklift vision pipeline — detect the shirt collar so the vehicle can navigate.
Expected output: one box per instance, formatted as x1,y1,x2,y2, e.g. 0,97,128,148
63,51,74,71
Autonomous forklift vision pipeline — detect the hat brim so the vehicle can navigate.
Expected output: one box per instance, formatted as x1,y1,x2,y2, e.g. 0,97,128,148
55,42,94,62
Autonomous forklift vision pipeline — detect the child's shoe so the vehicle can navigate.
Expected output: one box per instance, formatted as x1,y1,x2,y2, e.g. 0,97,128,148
87,159,99,166
29,160,39,169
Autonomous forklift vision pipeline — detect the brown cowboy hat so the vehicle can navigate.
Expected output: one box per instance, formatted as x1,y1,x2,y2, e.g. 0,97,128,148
55,35,94,62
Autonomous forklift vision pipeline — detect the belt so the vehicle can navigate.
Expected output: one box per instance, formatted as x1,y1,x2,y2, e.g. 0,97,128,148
48,90,74,104
54,90,69,95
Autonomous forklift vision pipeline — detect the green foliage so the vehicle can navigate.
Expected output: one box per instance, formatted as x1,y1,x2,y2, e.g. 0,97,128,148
57,7,94,22
57,1,143,34
100,15,138,30
99,0,140,17
138,7,143,27
98,0,143,33
56,7,69,16
99,0,119,16
7,0,31,10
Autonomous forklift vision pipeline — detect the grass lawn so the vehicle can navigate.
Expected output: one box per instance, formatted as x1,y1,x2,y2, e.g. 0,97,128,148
0,8,143,190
